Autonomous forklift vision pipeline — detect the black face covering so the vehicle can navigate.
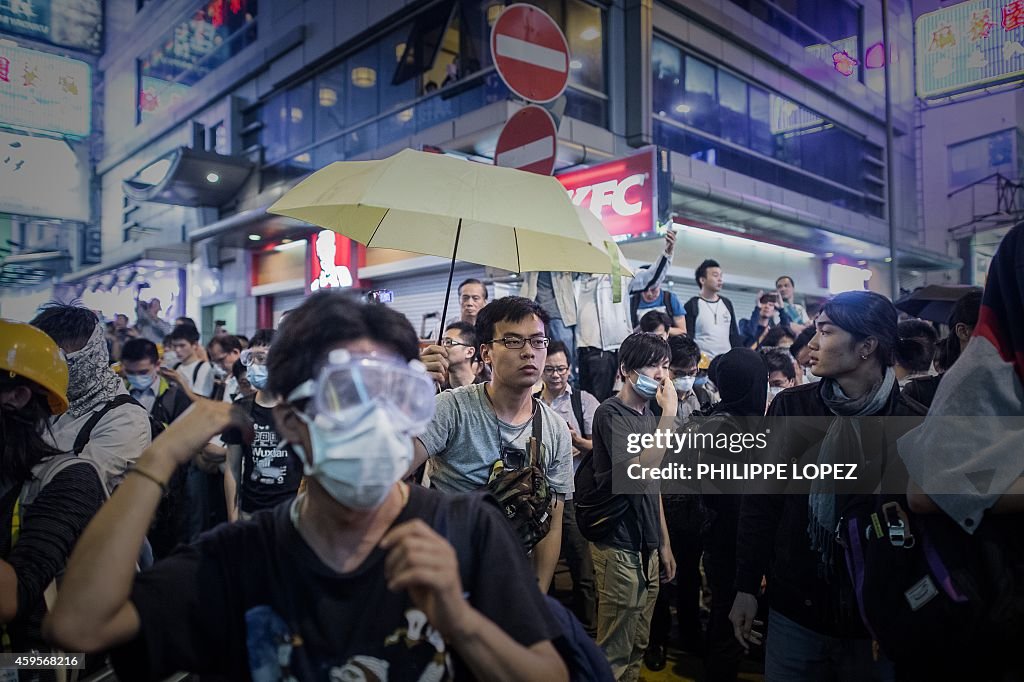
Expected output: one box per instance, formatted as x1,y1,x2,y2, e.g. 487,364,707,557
708,348,768,417
0,399,58,485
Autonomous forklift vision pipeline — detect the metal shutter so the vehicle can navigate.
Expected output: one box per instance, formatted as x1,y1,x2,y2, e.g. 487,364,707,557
272,291,308,327
369,265,487,338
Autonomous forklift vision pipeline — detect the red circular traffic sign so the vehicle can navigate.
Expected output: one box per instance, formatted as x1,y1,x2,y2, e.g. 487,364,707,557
490,4,570,103
494,105,558,175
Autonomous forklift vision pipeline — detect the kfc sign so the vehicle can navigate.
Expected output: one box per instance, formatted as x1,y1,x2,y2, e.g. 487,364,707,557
557,148,657,240
308,230,364,293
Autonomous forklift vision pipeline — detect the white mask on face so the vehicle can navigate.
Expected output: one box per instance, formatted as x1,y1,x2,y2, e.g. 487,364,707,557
768,385,785,401
803,366,820,384
293,405,412,510
673,376,696,394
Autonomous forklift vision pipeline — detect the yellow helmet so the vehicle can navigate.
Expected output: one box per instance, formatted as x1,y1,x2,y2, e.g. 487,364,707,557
697,351,712,371
0,319,69,415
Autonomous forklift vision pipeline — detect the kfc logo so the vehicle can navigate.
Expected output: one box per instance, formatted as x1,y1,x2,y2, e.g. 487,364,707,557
567,173,647,218
558,149,657,239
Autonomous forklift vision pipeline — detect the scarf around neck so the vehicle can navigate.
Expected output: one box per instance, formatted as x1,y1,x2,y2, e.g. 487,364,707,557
807,366,896,572
65,323,124,418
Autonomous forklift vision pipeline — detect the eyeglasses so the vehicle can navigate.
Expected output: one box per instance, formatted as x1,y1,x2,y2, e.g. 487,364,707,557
441,338,471,348
488,336,549,350
543,365,570,375
240,349,268,366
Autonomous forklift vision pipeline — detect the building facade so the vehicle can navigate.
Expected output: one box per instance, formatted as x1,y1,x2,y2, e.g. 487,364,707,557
3,0,962,332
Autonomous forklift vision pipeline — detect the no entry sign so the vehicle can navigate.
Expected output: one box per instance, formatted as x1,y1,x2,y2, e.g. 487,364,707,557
490,4,570,103
494,105,558,175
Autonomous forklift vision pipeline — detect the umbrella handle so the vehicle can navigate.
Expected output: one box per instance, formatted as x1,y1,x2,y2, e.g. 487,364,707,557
438,218,463,344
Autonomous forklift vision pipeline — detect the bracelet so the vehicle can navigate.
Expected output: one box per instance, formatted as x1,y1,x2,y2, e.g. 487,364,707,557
128,466,169,496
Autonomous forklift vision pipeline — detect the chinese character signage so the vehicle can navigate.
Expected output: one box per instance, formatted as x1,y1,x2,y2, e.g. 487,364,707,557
916,0,1024,98
0,0,102,54
0,44,91,137
557,149,657,241
139,0,257,100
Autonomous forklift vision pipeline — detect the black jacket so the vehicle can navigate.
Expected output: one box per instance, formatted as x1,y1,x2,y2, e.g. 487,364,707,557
683,296,744,350
734,380,925,637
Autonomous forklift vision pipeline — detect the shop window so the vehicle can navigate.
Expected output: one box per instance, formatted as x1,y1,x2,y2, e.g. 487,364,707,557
566,0,604,93
393,0,457,86
380,28,419,114
286,81,314,154
316,63,347,140
137,0,258,123
948,130,1018,190
652,36,883,218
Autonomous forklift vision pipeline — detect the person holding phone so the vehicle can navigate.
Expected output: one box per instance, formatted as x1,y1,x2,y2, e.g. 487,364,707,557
740,292,791,350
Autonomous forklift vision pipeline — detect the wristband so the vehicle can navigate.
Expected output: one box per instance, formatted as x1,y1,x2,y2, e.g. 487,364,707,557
128,466,169,496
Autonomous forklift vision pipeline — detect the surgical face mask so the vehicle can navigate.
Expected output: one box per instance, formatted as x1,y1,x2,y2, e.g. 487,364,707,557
294,406,413,509
673,375,696,394
127,372,156,391
632,371,660,400
248,364,269,390
212,364,228,380
162,351,179,367
803,366,820,384
694,374,709,387
768,385,785,401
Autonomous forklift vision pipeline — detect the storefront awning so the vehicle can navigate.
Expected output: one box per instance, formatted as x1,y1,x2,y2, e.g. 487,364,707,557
123,147,253,208
59,244,191,284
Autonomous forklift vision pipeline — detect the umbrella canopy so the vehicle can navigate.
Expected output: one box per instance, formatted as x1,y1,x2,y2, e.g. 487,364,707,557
895,284,983,323
267,148,626,274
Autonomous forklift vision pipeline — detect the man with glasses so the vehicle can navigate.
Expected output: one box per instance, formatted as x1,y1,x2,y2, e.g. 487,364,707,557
414,297,574,591
442,321,481,389
208,334,243,402
538,340,599,634
223,330,298,522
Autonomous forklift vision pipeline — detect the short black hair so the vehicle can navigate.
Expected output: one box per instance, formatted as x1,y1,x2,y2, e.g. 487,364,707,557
121,338,159,364
546,340,570,361
209,335,243,354
474,296,550,353
668,334,700,370
820,291,898,367
250,329,276,349
445,321,477,349
232,358,247,380
776,275,795,288
168,324,200,345
619,332,671,377
790,325,816,359
695,259,721,287
458,278,488,300
763,347,796,380
762,325,796,348
267,291,419,400
175,317,197,329
236,335,250,349
30,304,98,349
639,310,673,334
896,319,939,373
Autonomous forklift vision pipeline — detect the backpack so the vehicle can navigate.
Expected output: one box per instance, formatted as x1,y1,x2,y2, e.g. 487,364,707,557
74,394,164,456
629,290,674,328
572,447,631,543
533,389,589,440
435,491,614,682
839,495,1024,669
485,402,553,551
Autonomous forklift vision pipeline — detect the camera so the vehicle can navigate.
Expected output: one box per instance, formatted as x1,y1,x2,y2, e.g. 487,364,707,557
366,289,394,304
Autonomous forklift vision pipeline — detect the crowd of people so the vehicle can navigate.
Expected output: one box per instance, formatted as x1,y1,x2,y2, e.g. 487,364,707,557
0,221,1021,682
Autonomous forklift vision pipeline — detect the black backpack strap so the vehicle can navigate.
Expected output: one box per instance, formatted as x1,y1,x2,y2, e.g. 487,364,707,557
529,398,545,471
73,394,139,455
663,291,672,314
192,360,206,384
629,292,641,328
570,390,586,438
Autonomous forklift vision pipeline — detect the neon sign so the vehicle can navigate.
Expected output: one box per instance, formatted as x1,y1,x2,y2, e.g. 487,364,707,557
916,0,1024,98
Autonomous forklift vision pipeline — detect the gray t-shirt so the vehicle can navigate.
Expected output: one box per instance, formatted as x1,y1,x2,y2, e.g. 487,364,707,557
418,383,574,496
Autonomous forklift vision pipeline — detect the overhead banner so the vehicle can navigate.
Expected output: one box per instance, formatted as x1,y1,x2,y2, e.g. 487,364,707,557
557,148,657,241
0,0,102,54
0,44,91,137
916,0,1024,98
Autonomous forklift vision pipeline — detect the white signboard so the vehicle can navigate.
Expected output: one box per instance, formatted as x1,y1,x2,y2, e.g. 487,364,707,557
0,129,89,221
0,44,91,137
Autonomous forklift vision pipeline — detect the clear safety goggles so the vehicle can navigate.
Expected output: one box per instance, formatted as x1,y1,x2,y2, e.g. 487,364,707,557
240,349,268,367
286,349,436,433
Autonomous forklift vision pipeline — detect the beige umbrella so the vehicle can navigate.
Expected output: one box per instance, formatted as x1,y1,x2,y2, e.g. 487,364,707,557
268,148,630,334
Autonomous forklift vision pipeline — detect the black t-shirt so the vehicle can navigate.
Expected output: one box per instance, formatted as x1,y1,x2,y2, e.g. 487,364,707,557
111,485,561,682
591,396,661,553
222,397,302,513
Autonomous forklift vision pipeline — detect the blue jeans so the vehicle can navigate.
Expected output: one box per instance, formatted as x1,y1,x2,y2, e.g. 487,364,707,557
765,609,893,682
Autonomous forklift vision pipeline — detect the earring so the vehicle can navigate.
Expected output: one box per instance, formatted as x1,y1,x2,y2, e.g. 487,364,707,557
861,354,868,360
